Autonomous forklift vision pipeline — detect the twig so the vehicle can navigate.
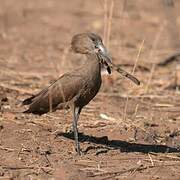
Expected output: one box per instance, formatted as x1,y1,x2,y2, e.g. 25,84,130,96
1,166,35,170
132,39,145,74
103,0,108,45
123,96,129,121
157,52,180,66
99,92,179,99
116,0,127,52
148,153,155,166
80,167,107,172
0,83,33,95
0,146,15,152
123,39,144,121
149,153,180,161
144,22,165,93
88,164,180,178
87,165,146,177
133,104,139,118
106,0,114,48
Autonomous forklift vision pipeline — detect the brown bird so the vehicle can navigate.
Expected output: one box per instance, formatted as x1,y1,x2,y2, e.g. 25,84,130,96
22,33,140,155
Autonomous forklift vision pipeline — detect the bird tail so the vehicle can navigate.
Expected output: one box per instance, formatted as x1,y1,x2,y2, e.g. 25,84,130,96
22,96,35,105
23,109,31,113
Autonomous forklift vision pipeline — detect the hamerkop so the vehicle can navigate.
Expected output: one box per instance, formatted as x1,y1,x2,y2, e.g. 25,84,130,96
23,33,140,155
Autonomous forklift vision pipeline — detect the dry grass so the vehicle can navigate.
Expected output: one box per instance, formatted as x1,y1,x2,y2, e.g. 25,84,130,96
0,1,180,179
144,22,166,94
103,0,114,48
123,38,144,122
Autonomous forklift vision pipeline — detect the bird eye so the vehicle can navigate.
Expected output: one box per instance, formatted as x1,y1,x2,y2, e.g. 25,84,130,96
95,45,99,50
91,38,96,42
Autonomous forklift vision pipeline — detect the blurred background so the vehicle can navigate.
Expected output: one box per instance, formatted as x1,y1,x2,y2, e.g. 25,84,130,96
0,0,179,179
0,0,179,94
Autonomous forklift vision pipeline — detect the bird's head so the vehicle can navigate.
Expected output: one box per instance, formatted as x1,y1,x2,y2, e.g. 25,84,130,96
71,33,112,74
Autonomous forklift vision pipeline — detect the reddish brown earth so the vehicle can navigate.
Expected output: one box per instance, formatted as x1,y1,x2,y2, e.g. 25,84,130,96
0,0,180,179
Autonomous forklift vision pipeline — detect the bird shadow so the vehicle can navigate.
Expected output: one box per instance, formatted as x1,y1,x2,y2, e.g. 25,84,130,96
58,132,180,154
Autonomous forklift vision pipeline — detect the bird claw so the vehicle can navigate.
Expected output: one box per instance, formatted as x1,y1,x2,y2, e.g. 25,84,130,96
75,146,84,156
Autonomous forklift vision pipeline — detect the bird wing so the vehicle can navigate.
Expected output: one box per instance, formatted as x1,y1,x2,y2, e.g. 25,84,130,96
23,72,85,114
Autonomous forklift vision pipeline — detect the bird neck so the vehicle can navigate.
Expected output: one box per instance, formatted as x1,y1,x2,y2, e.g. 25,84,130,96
85,53,101,73
85,53,100,65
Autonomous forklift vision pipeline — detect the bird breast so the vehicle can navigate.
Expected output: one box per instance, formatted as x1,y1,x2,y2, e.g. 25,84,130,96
75,59,102,108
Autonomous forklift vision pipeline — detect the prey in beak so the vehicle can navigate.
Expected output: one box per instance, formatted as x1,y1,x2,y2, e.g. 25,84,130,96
95,43,112,74
95,42,140,86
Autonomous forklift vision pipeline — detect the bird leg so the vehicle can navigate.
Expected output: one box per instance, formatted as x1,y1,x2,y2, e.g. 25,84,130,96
72,106,81,155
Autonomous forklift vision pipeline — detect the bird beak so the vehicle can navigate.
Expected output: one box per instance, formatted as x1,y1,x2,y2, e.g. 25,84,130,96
96,43,140,85
96,43,112,74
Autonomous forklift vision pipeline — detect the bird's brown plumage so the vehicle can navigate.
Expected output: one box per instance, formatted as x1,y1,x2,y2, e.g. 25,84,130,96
23,53,101,115
22,32,140,154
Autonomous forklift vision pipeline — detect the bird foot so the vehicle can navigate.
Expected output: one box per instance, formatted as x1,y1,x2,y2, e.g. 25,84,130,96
75,146,84,156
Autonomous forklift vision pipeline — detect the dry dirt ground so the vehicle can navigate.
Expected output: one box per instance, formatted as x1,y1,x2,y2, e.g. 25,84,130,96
0,0,180,179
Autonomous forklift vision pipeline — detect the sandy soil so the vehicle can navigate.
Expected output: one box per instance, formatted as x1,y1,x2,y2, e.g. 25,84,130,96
0,0,180,179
